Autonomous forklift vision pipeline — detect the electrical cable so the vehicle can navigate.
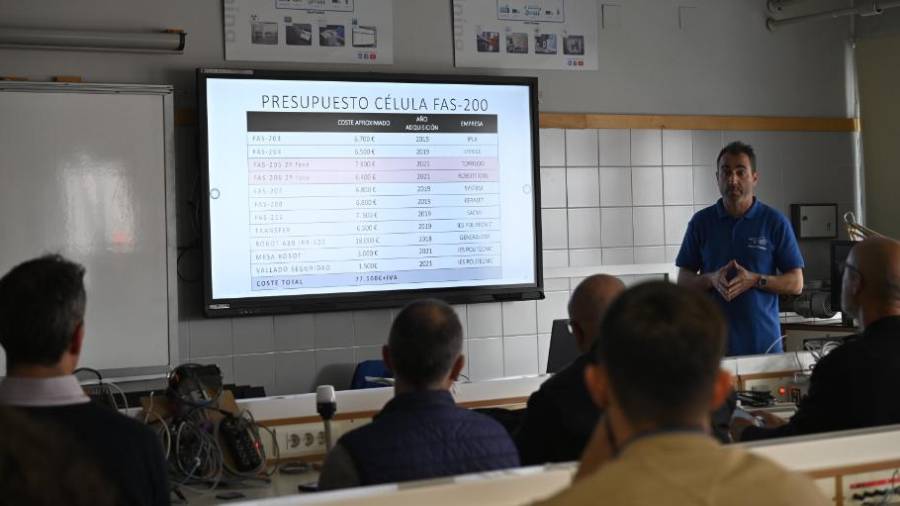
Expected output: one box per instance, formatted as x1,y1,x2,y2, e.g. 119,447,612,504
144,391,157,424
246,409,280,478
172,413,209,486
804,339,843,367
762,334,787,354
176,242,202,283
74,367,123,409
151,412,172,459
144,392,172,459
159,362,281,494
73,367,103,381
878,468,899,506
735,390,776,408
173,413,224,489
279,461,311,474
176,161,204,284
106,380,130,411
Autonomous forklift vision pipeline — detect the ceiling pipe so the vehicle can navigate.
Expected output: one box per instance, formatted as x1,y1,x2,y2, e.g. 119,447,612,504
0,27,186,53
767,0,900,30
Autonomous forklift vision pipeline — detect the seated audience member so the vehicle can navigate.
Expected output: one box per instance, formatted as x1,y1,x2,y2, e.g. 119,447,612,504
0,406,116,506
0,255,170,506
516,274,625,465
736,237,900,441
535,282,828,506
318,299,520,490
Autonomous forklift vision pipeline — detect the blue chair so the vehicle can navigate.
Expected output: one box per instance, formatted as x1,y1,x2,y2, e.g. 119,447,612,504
350,360,393,389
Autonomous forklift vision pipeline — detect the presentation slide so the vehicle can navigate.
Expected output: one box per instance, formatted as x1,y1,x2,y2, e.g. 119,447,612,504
203,76,538,302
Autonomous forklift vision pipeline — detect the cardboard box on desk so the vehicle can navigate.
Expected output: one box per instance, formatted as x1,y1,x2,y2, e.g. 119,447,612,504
140,390,262,475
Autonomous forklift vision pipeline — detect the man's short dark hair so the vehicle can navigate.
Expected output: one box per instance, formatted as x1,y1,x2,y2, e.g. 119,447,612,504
590,282,727,426
716,141,757,172
0,254,86,367
388,299,463,388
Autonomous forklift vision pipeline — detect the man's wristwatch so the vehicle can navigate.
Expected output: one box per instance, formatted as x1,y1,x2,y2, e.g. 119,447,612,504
756,275,768,289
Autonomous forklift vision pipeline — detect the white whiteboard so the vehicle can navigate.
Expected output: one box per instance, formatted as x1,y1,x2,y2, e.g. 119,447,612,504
0,82,177,377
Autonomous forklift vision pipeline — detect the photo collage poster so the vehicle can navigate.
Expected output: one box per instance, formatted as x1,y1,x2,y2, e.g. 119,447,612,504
452,0,599,71
224,0,394,64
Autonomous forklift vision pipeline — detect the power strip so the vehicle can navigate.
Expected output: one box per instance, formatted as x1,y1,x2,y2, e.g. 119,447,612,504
219,416,263,473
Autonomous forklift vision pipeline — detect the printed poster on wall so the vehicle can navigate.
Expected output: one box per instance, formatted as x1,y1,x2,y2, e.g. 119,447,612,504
224,0,394,64
452,0,598,71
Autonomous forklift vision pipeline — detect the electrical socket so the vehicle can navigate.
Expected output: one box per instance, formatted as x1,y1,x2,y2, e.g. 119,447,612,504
264,418,372,459
282,428,326,456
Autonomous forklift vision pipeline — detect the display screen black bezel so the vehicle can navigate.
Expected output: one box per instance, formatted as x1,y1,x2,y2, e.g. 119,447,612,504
197,68,543,317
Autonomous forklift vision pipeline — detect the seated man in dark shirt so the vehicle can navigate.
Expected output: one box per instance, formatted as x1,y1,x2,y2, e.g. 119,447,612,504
0,255,170,506
515,274,625,465
735,237,900,441
534,282,828,506
318,299,520,490
0,406,116,506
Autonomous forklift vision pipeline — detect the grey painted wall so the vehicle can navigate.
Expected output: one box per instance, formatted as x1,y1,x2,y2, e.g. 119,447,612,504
857,34,900,240
855,8,900,239
0,0,856,393
857,7,900,39
0,0,853,115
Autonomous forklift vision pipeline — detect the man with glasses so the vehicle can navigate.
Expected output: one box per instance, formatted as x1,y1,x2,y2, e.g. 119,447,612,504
735,236,900,441
535,282,828,506
676,141,804,355
515,274,625,465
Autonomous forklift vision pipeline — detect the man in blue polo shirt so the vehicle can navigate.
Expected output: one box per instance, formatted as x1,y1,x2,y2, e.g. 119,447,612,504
676,141,804,355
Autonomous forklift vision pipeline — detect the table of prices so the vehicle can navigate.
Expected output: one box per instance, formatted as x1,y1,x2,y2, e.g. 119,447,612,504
246,112,502,291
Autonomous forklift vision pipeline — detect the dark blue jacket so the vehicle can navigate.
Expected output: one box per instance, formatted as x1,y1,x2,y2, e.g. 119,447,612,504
339,390,520,485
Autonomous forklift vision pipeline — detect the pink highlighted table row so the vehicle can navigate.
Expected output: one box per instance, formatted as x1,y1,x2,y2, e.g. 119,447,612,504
249,170,498,184
248,157,498,172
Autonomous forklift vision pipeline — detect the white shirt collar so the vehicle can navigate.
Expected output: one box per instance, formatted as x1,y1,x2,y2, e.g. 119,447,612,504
0,375,91,407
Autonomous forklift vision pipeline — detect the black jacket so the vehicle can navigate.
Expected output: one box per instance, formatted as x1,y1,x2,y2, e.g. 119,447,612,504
515,354,600,465
23,401,170,506
514,353,734,465
743,315,900,441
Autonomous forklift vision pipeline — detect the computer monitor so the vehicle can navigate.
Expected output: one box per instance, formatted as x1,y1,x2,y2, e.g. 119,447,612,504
830,240,855,315
547,319,579,373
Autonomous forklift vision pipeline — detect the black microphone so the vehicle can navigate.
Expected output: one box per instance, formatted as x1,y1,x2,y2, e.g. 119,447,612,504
316,385,337,451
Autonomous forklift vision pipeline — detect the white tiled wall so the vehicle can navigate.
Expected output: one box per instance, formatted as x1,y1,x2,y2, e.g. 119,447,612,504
539,127,855,277
599,167,632,206
179,127,855,395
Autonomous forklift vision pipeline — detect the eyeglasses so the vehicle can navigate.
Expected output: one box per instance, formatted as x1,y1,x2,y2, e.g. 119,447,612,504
840,260,861,278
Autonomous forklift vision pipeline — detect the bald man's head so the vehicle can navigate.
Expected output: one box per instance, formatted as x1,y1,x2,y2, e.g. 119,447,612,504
568,275,626,353
842,237,900,326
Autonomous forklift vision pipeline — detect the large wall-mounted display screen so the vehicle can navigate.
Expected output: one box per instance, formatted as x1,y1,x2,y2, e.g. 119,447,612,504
199,69,542,316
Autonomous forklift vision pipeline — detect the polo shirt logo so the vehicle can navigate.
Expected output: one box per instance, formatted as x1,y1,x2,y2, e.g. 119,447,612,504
747,236,769,251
